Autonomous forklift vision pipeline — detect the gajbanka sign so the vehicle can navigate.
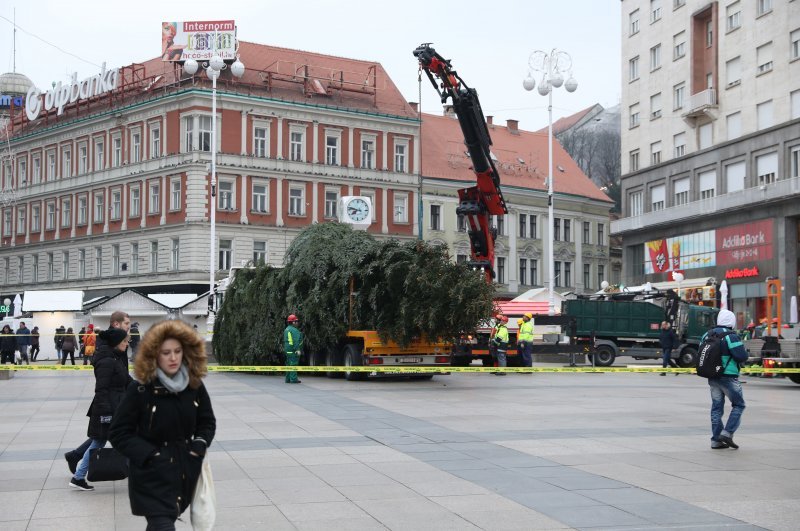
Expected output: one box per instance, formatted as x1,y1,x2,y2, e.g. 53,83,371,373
25,62,119,121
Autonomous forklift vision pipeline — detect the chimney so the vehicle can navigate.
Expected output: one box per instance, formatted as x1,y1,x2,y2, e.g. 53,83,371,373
506,119,519,134
486,115,494,127
443,104,456,118
408,102,419,112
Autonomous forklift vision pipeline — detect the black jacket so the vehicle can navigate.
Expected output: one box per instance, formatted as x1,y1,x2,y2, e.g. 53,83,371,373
55,326,66,348
109,380,215,518
659,329,678,349
86,339,132,439
0,330,16,352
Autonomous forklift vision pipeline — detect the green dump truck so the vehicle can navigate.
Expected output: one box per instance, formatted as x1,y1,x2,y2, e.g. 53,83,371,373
563,292,719,367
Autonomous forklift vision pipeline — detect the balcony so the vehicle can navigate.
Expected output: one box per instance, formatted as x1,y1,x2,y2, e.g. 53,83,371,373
682,88,717,124
612,176,800,235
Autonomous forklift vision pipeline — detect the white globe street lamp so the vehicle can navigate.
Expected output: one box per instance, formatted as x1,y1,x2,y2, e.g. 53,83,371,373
523,49,577,316
183,41,245,321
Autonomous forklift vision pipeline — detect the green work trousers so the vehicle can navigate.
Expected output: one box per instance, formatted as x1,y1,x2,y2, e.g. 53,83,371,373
285,352,300,382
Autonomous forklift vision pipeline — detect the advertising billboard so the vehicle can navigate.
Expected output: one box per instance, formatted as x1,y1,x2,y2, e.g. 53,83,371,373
162,21,237,62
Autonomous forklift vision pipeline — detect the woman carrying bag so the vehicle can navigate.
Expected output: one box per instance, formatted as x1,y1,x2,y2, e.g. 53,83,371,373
109,320,216,531
83,324,96,366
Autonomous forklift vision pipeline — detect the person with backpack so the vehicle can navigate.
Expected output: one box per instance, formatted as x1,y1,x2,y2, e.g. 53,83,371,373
698,309,748,450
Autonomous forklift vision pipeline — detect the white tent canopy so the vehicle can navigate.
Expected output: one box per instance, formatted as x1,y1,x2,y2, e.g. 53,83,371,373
22,290,84,312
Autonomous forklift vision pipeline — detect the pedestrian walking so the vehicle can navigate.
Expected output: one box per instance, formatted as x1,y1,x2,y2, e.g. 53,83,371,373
283,314,303,383
55,325,66,363
61,327,78,366
518,313,535,369
129,322,140,359
30,326,41,361
83,324,96,365
491,315,509,375
109,320,216,531
68,328,131,491
78,326,86,359
15,321,32,365
659,321,679,375
704,309,749,450
0,324,15,364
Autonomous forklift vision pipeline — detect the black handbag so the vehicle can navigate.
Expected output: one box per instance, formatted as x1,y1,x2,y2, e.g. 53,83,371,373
87,447,129,482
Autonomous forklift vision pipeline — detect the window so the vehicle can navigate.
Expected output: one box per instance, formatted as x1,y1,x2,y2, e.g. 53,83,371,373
598,265,605,288
150,241,158,272
563,219,571,242
706,20,713,47
61,198,71,228
18,159,26,186
555,261,561,288
457,214,466,232
673,83,685,110
31,156,41,185
288,185,305,216
16,207,25,235
597,224,605,246
629,56,640,81
584,264,591,290
430,204,441,230
131,132,141,163
529,214,537,239
757,152,778,185
95,246,103,278
112,244,120,276
170,179,181,211
630,191,644,216
554,218,561,241
324,190,338,219
393,193,408,223
171,238,179,271
62,251,69,280
94,138,104,170
519,214,527,238
726,56,741,87
361,138,375,169
361,190,376,221
32,254,39,282
149,182,160,214
218,239,232,271
456,254,468,264
495,215,505,236
77,196,87,225
325,134,339,166
78,249,86,279
252,183,268,213
726,2,741,31
46,203,56,230
629,9,640,35
583,221,590,244
630,150,640,172
112,136,122,167
650,0,661,22
650,93,662,119
253,241,267,264
519,258,528,285
131,242,139,274
394,142,407,173
47,151,56,180
93,193,104,223
674,177,690,205
79,144,87,174
629,103,640,128
2,210,10,237
673,132,686,158
62,148,71,178
651,184,666,211
650,44,661,71
530,259,538,286
111,190,121,220
650,141,662,165
290,129,304,162
198,116,212,152
792,29,800,61
699,170,716,198
673,31,686,59
727,112,742,140
757,100,774,130
254,126,268,157
757,0,772,17
757,43,773,74
792,145,800,179
698,123,713,149
31,205,40,232
496,257,506,284
726,161,746,192
130,186,141,217
184,116,194,151
218,181,234,210
674,0,685,8
150,124,161,158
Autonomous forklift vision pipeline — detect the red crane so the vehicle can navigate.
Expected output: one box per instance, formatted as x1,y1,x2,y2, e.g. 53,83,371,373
414,44,507,283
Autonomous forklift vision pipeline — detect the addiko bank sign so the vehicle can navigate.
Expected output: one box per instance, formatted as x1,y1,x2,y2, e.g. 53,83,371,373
25,62,119,121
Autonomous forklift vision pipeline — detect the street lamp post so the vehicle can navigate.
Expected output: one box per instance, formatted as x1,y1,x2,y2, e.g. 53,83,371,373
523,50,577,316
183,47,245,320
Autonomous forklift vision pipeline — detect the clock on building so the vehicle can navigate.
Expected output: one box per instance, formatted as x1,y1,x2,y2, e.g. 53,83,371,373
339,196,373,229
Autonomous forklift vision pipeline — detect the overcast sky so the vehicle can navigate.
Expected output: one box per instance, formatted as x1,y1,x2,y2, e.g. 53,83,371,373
1,0,621,131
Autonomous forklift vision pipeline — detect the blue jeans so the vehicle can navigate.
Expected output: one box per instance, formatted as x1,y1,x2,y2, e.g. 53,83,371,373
74,438,107,480
661,348,673,368
709,377,745,441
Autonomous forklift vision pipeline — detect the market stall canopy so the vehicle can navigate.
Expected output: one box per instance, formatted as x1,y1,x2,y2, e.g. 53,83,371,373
149,294,198,309
22,291,84,312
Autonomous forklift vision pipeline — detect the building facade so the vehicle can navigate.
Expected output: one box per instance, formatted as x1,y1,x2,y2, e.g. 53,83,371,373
615,0,800,325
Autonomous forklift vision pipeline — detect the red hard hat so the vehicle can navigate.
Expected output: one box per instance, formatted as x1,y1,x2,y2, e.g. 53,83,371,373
287,314,299,322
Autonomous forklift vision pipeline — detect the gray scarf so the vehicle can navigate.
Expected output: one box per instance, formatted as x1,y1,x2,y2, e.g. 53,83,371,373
156,364,190,393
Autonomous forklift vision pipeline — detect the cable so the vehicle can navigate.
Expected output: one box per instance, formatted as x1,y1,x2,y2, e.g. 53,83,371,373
0,15,101,69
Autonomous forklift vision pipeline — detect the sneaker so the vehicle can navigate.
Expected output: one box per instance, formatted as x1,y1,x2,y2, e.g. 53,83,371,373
719,434,739,449
69,477,94,491
65,452,80,474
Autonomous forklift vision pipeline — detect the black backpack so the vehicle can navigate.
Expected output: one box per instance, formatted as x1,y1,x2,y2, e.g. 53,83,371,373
696,329,735,378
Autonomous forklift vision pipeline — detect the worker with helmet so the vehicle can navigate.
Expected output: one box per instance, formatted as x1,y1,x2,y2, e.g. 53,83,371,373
283,314,303,384
491,315,509,375
518,313,535,368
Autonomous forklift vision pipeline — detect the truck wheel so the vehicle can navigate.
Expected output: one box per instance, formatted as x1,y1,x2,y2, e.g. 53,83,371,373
677,347,697,368
343,344,367,381
593,346,615,367
788,374,800,385
326,348,344,379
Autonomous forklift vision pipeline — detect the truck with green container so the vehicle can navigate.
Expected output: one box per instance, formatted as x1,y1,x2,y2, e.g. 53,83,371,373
563,291,719,367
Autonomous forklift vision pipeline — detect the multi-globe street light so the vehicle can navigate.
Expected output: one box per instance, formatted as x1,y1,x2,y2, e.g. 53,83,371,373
523,49,577,316
183,49,245,319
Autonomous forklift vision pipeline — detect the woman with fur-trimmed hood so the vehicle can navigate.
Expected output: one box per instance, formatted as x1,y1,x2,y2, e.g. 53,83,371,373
109,320,216,531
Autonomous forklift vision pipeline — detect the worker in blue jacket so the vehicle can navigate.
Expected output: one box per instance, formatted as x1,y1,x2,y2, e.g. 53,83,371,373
283,314,303,384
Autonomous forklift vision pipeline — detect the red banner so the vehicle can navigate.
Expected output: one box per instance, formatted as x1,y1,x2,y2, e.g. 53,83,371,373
647,239,670,273
716,220,773,266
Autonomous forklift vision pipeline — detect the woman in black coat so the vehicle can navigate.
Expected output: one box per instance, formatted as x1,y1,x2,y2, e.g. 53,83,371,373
109,320,216,531
1,324,17,364
69,328,131,490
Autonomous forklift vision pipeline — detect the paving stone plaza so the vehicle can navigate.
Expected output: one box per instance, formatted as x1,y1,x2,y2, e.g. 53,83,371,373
0,367,798,530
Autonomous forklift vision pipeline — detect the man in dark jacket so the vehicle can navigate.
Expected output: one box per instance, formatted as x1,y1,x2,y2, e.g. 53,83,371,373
55,325,66,363
658,321,679,375
16,321,32,365
704,309,749,450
